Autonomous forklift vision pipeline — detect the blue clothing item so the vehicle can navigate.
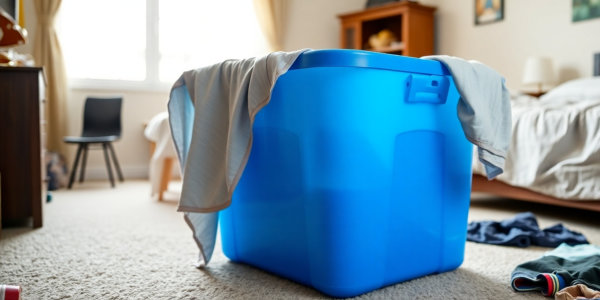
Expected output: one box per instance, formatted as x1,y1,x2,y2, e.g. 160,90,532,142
511,272,566,297
545,243,600,260
511,245,600,297
467,212,589,247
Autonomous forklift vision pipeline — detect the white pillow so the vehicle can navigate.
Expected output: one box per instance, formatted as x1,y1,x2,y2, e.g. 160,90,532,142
540,77,600,102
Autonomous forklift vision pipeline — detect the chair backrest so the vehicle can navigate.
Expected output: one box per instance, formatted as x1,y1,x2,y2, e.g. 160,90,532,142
81,97,122,138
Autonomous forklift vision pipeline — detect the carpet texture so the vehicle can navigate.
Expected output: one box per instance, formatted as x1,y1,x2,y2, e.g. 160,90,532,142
0,181,598,299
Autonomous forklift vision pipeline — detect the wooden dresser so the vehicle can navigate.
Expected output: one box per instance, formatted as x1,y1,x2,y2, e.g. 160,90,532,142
338,1,436,57
0,66,46,229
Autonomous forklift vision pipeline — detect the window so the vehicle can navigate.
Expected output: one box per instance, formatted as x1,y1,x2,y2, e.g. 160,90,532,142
58,0,269,90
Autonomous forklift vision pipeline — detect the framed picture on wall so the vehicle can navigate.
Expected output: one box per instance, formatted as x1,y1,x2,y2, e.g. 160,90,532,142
0,0,17,21
475,0,504,25
572,0,600,22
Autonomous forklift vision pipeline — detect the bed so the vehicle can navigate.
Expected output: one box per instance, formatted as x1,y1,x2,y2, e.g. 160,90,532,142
471,77,600,212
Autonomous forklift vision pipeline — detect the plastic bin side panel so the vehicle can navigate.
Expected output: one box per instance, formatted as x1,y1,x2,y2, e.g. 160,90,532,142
304,189,389,297
438,81,473,271
285,68,405,296
219,208,238,262
272,67,394,296
227,122,311,284
384,130,444,284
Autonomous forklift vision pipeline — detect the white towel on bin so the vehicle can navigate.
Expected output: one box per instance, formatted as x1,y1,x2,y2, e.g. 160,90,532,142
424,55,512,179
168,50,307,267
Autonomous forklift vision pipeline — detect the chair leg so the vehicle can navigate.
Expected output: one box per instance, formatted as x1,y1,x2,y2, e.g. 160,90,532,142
79,144,89,183
68,144,84,189
102,143,115,188
107,143,124,182
158,157,174,201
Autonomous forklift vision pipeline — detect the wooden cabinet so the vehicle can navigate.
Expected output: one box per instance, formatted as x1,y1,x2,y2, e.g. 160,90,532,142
338,1,436,57
0,66,46,229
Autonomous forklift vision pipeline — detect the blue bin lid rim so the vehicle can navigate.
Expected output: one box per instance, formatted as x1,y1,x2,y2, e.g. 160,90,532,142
290,49,449,76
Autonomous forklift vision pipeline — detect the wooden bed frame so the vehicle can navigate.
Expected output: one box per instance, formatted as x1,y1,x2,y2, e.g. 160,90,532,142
471,174,600,212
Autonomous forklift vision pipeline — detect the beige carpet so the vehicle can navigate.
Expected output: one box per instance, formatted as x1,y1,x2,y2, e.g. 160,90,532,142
1,180,598,299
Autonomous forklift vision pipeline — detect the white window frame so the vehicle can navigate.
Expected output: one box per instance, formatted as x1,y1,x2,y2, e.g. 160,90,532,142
64,0,264,92
66,0,166,91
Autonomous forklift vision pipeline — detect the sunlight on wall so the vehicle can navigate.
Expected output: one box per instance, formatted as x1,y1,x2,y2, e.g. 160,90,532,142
159,0,269,82
58,0,269,85
59,0,146,81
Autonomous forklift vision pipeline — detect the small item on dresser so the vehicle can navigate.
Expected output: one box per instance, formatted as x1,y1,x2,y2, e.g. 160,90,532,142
0,8,29,67
365,0,399,8
368,29,396,50
0,285,22,300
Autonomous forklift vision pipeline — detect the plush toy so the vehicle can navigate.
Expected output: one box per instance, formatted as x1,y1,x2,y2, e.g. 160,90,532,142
0,8,28,66
368,29,396,50
0,8,26,47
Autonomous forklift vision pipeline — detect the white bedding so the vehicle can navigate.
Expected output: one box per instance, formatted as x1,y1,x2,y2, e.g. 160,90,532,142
473,87,600,200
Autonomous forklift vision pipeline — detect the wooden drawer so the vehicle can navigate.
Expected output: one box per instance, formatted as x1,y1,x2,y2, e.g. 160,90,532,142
0,66,45,228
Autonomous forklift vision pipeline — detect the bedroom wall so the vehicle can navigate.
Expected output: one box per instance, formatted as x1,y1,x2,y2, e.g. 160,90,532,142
15,0,172,179
12,0,34,55
283,0,365,50
283,0,600,90
432,0,600,89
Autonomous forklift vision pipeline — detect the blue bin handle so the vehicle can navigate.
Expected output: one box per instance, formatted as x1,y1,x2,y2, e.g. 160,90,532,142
405,74,450,104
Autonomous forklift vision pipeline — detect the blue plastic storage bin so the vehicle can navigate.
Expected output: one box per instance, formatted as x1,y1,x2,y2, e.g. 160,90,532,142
220,49,473,297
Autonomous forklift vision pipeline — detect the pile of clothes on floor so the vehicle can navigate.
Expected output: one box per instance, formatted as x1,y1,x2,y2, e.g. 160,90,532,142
468,212,599,300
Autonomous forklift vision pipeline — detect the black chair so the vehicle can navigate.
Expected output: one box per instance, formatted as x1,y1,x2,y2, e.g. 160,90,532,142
64,97,124,188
